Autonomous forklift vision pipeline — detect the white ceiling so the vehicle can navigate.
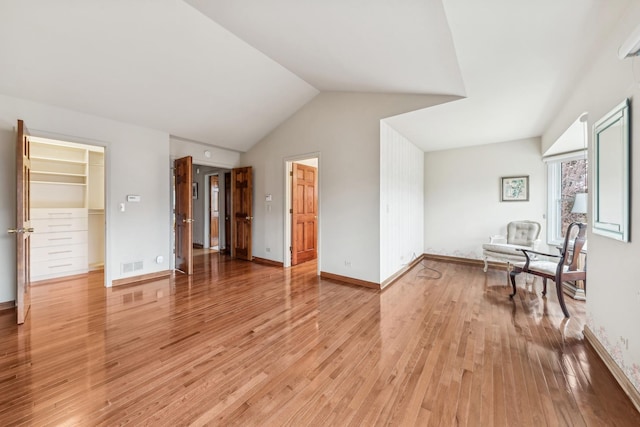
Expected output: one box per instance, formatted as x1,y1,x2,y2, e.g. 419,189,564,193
184,0,465,95
0,0,317,152
0,1,630,152
386,0,630,151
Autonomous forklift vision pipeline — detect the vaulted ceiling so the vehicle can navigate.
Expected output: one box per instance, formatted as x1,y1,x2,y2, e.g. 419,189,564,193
0,1,630,152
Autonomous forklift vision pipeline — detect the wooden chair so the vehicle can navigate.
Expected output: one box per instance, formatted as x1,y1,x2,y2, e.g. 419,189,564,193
509,222,587,318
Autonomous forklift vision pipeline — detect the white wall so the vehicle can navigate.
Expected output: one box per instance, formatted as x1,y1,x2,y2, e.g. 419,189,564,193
543,2,640,395
380,122,424,283
0,94,171,302
424,137,546,259
241,92,456,284
170,137,241,170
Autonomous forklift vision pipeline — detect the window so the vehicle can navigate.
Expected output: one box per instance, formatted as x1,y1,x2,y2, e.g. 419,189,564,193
546,152,588,245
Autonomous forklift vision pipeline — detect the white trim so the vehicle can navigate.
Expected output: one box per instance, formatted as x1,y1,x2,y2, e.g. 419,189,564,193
592,99,630,242
546,160,562,246
543,149,586,163
546,151,586,246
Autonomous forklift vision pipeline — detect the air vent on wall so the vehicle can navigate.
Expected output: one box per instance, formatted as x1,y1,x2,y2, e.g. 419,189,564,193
121,260,144,274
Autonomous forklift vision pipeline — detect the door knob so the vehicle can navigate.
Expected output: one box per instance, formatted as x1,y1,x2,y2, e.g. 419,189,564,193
182,218,194,223
245,216,253,220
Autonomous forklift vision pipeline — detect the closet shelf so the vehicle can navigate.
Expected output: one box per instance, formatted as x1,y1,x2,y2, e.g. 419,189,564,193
30,140,104,283
31,181,87,186
31,155,86,165
31,170,87,177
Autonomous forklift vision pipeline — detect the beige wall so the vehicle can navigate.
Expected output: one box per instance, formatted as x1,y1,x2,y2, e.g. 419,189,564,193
424,137,546,259
543,2,640,394
380,122,424,283
170,137,241,170
0,94,171,301
241,92,456,284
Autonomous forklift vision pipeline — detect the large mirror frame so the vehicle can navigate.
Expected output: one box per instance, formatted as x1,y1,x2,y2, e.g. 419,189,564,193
592,98,630,242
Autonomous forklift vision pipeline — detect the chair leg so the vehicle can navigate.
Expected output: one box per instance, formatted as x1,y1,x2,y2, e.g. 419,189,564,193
505,262,511,284
542,278,547,296
483,257,489,273
555,280,570,318
509,269,518,298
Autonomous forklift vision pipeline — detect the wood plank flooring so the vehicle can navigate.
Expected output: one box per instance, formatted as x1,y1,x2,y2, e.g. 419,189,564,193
0,254,638,426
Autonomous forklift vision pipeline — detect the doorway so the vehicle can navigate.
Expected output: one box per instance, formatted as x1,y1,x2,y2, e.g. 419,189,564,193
28,136,106,284
284,155,320,268
209,174,219,249
191,164,230,252
171,161,248,272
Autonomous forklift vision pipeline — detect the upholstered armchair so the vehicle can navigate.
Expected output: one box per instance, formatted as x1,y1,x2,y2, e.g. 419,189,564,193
482,220,542,273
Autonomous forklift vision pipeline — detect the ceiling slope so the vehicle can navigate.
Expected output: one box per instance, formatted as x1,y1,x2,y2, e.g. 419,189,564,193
0,0,318,152
185,0,466,96
385,0,631,151
0,1,628,153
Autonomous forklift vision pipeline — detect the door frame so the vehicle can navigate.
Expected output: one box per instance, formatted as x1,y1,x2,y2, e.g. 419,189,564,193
169,156,232,270
207,173,221,249
283,153,321,272
202,171,228,250
27,129,110,288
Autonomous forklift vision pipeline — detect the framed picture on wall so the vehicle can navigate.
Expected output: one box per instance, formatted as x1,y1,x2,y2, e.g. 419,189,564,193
501,176,529,202
192,182,198,199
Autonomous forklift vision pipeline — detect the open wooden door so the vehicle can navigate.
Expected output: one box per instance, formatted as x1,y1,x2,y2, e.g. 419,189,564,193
8,120,32,324
209,175,219,248
174,156,193,274
224,172,231,254
231,167,252,261
291,163,318,265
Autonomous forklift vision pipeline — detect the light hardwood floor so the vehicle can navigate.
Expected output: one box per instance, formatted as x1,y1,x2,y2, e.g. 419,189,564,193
0,253,638,426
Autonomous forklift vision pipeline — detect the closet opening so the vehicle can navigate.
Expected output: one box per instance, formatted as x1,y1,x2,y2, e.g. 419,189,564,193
29,136,105,285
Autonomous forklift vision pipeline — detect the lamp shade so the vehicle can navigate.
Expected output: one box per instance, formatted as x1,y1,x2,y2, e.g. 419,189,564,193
571,193,588,214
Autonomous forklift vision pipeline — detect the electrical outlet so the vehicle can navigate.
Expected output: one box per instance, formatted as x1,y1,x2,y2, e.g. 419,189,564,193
266,247,271,253
344,260,352,267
